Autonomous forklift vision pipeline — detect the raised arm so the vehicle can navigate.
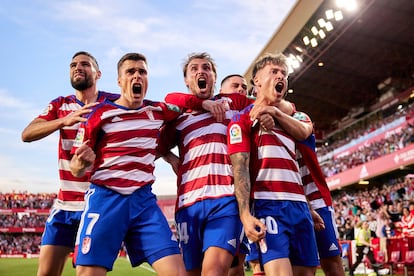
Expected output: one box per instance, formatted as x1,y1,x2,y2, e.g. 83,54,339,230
249,105,313,141
21,102,98,142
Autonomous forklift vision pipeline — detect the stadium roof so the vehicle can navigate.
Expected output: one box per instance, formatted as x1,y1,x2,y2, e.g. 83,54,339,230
244,0,414,141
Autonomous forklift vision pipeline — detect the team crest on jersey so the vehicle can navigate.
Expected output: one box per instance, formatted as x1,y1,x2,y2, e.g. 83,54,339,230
81,236,91,254
73,128,85,148
229,124,242,144
40,104,53,116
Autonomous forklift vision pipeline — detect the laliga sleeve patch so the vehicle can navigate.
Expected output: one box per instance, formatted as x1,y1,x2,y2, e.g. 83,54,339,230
229,124,242,144
293,111,309,122
41,104,53,116
166,103,181,112
73,128,85,148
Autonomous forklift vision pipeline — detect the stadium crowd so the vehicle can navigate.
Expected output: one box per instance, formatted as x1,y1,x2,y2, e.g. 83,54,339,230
318,103,414,177
2,180,414,255
0,192,56,209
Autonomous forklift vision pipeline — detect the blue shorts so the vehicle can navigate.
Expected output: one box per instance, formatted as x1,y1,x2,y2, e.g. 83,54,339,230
314,206,341,258
245,240,259,262
74,184,180,271
175,197,242,270
41,208,82,248
253,200,319,267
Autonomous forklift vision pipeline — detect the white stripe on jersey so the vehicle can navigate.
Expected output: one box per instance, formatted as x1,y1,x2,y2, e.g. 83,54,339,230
61,138,75,151
258,145,294,159
59,159,91,174
181,163,233,184
59,179,90,193
299,164,310,178
183,142,227,166
102,118,164,132
309,198,326,210
178,184,234,208
107,137,157,149
181,122,226,147
303,181,319,196
93,168,154,183
254,191,307,202
103,153,155,167
256,168,302,184
261,130,296,154
53,199,86,211
177,112,211,130
101,105,163,120
61,102,80,111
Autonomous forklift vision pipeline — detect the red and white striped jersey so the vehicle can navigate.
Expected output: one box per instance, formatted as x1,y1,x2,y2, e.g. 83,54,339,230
161,92,252,210
297,134,333,210
227,105,307,202
72,99,181,195
38,91,118,211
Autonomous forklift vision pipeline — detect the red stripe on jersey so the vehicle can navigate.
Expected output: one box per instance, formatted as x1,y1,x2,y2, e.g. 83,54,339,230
256,180,305,195
58,189,85,202
178,174,233,195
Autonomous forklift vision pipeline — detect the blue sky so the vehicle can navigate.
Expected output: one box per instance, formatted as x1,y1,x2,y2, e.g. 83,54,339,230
0,0,296,196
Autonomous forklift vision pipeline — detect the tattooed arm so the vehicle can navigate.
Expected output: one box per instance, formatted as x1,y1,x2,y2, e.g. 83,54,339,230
230,152,266,242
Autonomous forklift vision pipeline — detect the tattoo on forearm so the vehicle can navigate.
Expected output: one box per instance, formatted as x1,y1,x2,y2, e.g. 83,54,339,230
230,152,251,214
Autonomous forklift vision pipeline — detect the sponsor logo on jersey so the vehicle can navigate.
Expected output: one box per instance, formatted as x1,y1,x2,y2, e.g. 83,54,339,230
73,128,85,148
229,124,242,144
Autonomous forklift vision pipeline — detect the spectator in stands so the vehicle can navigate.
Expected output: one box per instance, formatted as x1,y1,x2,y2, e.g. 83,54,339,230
388,202,402,223
366,212,378,238
336,217,346,240
409,201,414,216
381,218,396,238
375,204,391,238
400,206,414,236
343,219,355,241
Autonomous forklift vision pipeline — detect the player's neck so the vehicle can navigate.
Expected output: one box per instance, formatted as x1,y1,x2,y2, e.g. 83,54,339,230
76,86,99,104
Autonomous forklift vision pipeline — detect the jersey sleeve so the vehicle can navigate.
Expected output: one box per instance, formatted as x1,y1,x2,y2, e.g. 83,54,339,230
157,122,178,156
292,111,312,124
165,92,204,110
227,113,252,155
38,96,65,121
224,93,254,111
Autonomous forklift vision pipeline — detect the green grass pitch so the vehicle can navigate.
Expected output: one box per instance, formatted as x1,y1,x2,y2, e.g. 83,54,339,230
0,257,339,275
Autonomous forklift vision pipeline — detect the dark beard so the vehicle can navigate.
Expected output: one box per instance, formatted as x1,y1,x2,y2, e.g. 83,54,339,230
71,77,93,91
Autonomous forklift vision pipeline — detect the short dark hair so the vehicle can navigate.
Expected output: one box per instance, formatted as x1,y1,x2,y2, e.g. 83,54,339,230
220,74,244,87
72,51,99,70
117,53,147,75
